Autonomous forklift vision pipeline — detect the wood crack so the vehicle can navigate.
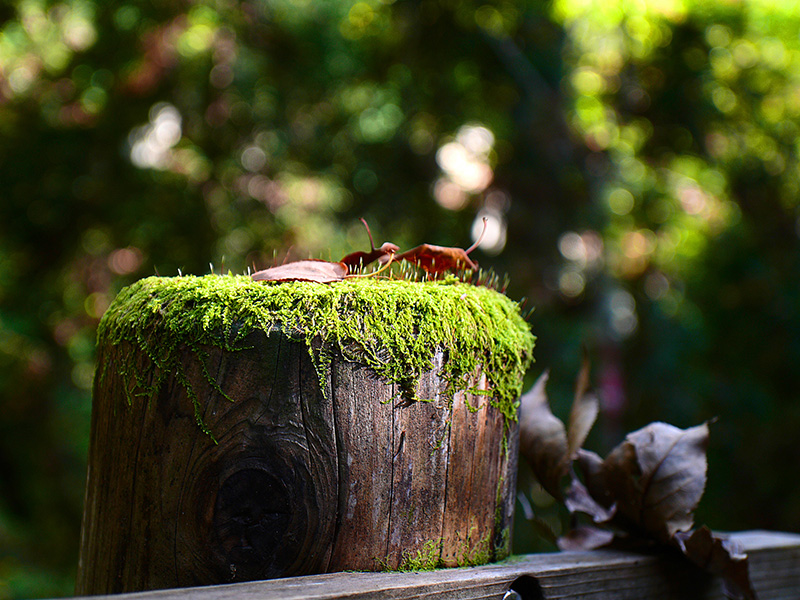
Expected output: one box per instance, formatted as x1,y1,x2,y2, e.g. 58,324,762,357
385,383,397,565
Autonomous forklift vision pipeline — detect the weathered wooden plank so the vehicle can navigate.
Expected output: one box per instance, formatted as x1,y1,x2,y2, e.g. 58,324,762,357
441,384,489,568
72,530,800,600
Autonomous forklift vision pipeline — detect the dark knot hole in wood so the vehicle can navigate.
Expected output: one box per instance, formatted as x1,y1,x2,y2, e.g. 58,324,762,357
212,467,293,582
507,575,544,600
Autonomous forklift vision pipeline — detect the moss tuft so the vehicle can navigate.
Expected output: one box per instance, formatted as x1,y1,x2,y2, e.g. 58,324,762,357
97,275,535,435
454,531,493,567
397,539,442,571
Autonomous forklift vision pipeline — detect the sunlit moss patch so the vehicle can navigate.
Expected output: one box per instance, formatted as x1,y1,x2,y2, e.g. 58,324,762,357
97,275,535,435
396,539,442,572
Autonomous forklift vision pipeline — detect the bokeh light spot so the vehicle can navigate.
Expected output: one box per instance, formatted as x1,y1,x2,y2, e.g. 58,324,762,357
108,247,143,275
472,210,506,255
607,188,635,215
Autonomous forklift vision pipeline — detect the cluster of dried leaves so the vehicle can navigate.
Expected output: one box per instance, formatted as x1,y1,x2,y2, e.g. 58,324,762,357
519,357,758,600
251,219,484,283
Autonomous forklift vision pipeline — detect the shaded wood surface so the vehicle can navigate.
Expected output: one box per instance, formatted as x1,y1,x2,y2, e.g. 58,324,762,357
77,326,516,594
72,530,800,600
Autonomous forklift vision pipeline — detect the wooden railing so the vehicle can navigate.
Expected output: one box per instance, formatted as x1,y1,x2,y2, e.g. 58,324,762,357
72,530,799,600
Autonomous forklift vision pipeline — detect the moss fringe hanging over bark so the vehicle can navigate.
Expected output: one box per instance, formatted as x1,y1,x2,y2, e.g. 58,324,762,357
96,275,535,436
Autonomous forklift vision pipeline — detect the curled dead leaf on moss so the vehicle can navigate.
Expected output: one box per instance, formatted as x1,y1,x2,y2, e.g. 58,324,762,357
251,259,349,283
252,220,492,283
251,253,395,284
396,217,487,276
340,219,399,273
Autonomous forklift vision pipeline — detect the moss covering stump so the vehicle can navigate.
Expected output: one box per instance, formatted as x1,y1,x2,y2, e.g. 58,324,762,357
76,275,535,594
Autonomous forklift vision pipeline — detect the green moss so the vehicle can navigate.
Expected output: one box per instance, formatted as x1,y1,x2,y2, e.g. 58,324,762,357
397,539,442,572
97,274,535,436
494,527,511,560
376,532,502,572
454,530,493,567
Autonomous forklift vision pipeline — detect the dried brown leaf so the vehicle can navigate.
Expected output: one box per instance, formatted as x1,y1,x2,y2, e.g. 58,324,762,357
576,448,614,509
340,219,399,272
396,243,479,274
341,242,398,272
573,347,591,401
601,421,710,543
395,217,487,275
566,352,599,459
251,259,348,283
674,526,757,600
518,370,569,500
568,393,599,459
564,473,616,524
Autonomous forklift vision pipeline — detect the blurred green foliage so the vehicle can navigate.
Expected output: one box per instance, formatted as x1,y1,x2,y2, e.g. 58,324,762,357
2,0,800,596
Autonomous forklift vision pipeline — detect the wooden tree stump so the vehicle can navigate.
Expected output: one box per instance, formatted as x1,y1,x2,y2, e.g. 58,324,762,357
76,275,535,594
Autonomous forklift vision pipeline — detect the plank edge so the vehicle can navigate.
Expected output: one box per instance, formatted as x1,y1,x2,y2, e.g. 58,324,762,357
70,530,800,600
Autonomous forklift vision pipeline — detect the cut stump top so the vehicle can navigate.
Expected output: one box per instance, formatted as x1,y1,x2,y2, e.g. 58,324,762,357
97,274,536,427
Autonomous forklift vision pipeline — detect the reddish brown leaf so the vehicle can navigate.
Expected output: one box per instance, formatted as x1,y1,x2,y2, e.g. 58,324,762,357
340,219,399,273
251,259,348,283
341,241,399,272
518,370,570,500
674,526,757,600
601,421,710,543
396,217,486,275
396,243,478,274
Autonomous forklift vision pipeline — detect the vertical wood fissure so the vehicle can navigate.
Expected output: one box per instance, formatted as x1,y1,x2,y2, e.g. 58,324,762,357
172,367,201,586
297,351,312,463
327,355,343,573
254,334,282,425
385,383,397,565
294,340,340,571
464,400,479,562
438,412,455,566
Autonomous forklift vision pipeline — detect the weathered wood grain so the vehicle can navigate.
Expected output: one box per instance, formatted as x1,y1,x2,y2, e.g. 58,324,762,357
440,369,516,568
77,328,517,593
327,360,395,571
71,530,800,600
384,353,451,570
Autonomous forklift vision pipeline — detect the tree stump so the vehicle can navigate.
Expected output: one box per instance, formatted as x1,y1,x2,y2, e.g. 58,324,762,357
76,275,535,594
